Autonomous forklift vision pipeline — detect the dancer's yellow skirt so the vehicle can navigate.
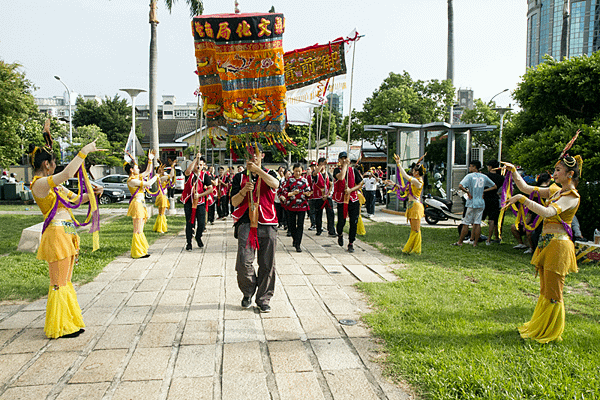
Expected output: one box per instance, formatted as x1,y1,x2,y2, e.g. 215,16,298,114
131,232,149,258
37,222,79,263
405,201,424,221
153,214,168,233
155,194,169,209
127,196,148,222
518,295,565,343
402,230,421,254
44,282,85,339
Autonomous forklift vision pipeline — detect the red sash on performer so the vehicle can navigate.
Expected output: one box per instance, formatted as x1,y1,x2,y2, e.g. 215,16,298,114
231,169,277,225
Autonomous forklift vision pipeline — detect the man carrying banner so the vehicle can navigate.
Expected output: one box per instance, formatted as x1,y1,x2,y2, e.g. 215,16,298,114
333,152,364,253
230,144,279,312
181,154,213,251
312,157,336,236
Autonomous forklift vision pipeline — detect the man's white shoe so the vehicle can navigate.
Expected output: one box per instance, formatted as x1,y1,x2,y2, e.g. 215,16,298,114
524,248,533,254
513,244,528,249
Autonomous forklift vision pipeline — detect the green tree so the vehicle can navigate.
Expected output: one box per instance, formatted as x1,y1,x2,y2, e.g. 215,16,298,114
70,125,121,168
310,106,341,148
73,95,132,144
507,53,600,238
0,60,38,168
460,99,513,162
356,72,455,146
272,124,309,163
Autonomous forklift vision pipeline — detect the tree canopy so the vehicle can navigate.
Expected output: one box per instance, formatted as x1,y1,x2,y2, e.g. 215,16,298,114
0,60,39,168
72,95,133,144
355,71,455,145
506,53,600,182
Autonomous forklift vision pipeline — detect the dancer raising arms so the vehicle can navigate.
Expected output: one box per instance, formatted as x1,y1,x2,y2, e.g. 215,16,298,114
29,133,104,339
503,154,582,343
393,154,425,254
125,151,157,259
153,160,176,233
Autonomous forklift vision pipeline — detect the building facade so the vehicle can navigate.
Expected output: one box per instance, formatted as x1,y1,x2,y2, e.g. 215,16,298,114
527,0,600,68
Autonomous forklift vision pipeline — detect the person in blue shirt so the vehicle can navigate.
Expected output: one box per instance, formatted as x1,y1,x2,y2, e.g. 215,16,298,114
453,160,497,246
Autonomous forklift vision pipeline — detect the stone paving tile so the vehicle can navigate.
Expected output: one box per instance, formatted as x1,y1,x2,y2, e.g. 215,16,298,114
138,322,178,348
331,273,361,286
81,307,114,327
158,290,190,306
0,327,47,354
222,373,270,400
22,298,46,311
0,310,43,330
118,269,146,281
122,347,172,381
277,274,306,286
105,280,139,293
45,326,98,353
313,285,348,300
222,341,264,374
55,382,110,400
111,306,151,325
144,268,170,280
275,371,325,400
311,339,360,371
344,264,384,283
173,344,215,378
290,299,327,317
268,340,313,373
192,286,221,304
0,329,18,347
0,353,34,383
366,264,399,281
95,324,139,350
322,298,362,317
324,369,380,400
167,377,213,399
276,263,303,275
16,351,79,386
165,277,195,291
307,274,336,286
180,320,217,345
1,384,53,399
149,305,184,324
223,301,256,320
262,318,302,341
257,300,294,319
284,285,314,300
112,380,163,400
187,303,220,321
339,318,372,338
70,349,128,383
298,316,340,339
135,278,164,292
127,291,159,307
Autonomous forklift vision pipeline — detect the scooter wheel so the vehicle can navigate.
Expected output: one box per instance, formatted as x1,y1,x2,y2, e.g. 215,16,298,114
425,214,439,225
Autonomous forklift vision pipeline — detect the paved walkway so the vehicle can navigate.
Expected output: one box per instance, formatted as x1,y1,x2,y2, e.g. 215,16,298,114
0,210,415,399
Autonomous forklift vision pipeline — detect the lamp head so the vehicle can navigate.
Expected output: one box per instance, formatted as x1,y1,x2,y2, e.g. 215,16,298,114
54,75,61,81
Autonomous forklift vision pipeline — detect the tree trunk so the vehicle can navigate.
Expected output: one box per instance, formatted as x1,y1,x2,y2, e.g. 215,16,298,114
149,1,159,160
560,1,570,60
447,0,454,82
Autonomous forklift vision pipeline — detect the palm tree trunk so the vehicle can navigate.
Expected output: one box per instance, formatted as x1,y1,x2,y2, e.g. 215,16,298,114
149,1,159,159
447,0,454,123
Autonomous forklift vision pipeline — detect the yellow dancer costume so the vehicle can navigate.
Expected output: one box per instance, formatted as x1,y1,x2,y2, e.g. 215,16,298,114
127,174,149,258
402,178,424,254
153,177,170,233
518,185,580,343
31,176,85,339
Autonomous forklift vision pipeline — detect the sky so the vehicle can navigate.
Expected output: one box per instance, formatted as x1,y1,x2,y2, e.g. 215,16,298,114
1,0,526,115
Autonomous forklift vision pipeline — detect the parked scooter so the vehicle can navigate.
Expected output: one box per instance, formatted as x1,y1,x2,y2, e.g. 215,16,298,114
424,174,466,224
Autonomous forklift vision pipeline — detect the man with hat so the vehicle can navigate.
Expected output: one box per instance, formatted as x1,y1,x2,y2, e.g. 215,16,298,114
333,151,364,253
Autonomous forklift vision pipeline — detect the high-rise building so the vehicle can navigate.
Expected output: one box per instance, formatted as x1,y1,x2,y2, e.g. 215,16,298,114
527,0,600,68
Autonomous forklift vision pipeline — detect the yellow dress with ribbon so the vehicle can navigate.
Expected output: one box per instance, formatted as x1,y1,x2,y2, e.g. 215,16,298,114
31,175,93,339
357,190,366,236
518,185,580,343
153,178,170,233
127,175,149,258
402,177,424,255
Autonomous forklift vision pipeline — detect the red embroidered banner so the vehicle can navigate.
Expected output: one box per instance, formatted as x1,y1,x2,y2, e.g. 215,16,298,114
284,40,346,90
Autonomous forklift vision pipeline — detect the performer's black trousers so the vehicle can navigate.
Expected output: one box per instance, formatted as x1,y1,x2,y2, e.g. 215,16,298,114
235,223,277,306
314,198,335,235
337,200,360,244
308,199,316,227
208,203,215,223
287,210,306,248
217,195,229,218
184,201,206,246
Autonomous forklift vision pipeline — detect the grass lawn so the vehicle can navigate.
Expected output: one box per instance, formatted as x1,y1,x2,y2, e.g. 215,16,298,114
0,214,186,302
357,218,600,399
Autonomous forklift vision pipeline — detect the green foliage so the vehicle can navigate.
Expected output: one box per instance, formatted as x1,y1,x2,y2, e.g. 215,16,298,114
163,0,204,17
424,136,448,166
0,60,39,168
357,71,454,146
273,124,308,163
575,181,600,240
311,106,341,146
70,125,123,167
73,95,134,144
460,99,514,161
357,220,600,400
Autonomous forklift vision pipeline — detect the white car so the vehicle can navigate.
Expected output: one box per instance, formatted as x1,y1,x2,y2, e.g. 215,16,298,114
164,166,185,192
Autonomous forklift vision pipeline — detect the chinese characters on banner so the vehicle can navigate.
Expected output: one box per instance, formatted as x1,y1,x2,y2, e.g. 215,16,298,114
283,40,347,91
192,13,286,141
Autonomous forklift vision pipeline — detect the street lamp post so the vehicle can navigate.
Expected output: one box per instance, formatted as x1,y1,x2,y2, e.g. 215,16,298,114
54,76,73,143
494,107,512,160
489,88,509,105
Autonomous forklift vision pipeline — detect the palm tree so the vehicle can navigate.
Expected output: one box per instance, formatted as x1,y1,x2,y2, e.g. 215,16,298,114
447,0,454,123
149,0,203,158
